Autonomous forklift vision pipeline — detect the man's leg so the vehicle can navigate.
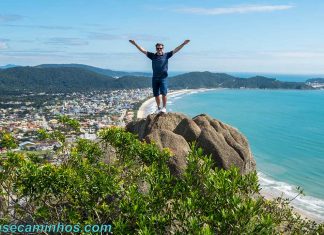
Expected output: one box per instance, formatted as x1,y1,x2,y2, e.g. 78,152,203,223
152,78,161,113
160,78,168,113
155,96,161,108
162,95,167,108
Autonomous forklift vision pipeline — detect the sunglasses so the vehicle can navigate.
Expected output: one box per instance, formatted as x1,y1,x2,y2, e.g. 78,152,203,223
156,47,163,50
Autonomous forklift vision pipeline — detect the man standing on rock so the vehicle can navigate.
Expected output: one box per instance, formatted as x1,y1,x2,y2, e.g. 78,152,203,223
129,39,190,114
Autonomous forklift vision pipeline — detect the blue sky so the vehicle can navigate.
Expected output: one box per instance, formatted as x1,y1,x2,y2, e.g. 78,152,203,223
1,0,324,74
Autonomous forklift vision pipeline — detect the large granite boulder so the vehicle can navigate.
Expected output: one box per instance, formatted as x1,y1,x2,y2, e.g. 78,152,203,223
126,113,256,175
145,129,190,176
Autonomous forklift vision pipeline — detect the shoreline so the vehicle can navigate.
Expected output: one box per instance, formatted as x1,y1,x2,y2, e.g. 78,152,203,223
137,88,222,119
137,89,192,119
260,188,323,223
136,88,324,224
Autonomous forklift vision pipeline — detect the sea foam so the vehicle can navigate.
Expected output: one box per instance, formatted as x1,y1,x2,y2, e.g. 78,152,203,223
259,171,324,221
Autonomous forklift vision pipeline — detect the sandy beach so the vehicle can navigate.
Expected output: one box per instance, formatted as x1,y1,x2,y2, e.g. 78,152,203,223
137,89,191,118
137,88,221,119
260,187,324,223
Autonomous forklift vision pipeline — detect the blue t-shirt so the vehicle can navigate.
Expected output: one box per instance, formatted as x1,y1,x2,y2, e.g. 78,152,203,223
147,51,173,79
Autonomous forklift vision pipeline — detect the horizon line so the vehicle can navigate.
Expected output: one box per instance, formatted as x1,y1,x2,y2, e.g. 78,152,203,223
1,64,324,76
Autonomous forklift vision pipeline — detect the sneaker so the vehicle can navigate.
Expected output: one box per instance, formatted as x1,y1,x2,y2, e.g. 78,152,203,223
154,107,161,114
161,107,167,113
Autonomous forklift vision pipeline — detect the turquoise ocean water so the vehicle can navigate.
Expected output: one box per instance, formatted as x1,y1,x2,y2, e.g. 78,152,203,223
167,89,324,220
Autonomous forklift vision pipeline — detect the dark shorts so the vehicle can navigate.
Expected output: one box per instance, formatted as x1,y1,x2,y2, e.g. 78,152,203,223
152,77,168,97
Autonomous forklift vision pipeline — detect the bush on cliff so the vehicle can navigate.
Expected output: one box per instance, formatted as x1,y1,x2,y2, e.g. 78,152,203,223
0,128,323,234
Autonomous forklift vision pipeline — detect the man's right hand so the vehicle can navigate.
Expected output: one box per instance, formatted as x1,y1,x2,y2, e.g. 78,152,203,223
129,40,147,55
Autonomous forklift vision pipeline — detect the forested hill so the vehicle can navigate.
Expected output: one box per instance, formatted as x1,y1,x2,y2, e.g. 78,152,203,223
0,66,116,93
35,63,151,77
0,66,313,94
169,72,312,89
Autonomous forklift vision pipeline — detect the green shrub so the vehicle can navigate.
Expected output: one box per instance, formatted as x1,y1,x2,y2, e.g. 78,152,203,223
0,131,18,150
0,127,323,234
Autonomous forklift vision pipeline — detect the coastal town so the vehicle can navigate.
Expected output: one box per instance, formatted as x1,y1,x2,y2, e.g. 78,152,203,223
0,88,152,155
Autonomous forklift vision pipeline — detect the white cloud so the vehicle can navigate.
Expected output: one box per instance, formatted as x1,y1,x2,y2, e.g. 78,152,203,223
89,32,168,41
2,24,75,30
0,41,8,49
175,4,294,15
260,51,324,59
0,14,24,22
45,37,89,46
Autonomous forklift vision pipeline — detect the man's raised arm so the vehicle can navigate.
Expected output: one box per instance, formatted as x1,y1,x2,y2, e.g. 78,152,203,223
172,40,190,54
129,40,147,55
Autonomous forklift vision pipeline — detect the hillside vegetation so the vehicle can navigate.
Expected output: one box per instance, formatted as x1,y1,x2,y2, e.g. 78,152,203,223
0,66,312,93
0,127,323,234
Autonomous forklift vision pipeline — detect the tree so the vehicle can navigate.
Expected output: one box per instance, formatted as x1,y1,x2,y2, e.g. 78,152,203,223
0,131,18,150
58,115,81,132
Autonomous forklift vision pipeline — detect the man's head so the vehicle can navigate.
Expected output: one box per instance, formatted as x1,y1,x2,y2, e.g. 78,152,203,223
155,43,164,55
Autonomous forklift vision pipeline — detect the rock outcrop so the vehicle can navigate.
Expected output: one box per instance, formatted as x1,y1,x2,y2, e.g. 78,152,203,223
126,113,256,175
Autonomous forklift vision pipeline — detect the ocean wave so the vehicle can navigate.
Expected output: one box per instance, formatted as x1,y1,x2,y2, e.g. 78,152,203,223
258,172,324,221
